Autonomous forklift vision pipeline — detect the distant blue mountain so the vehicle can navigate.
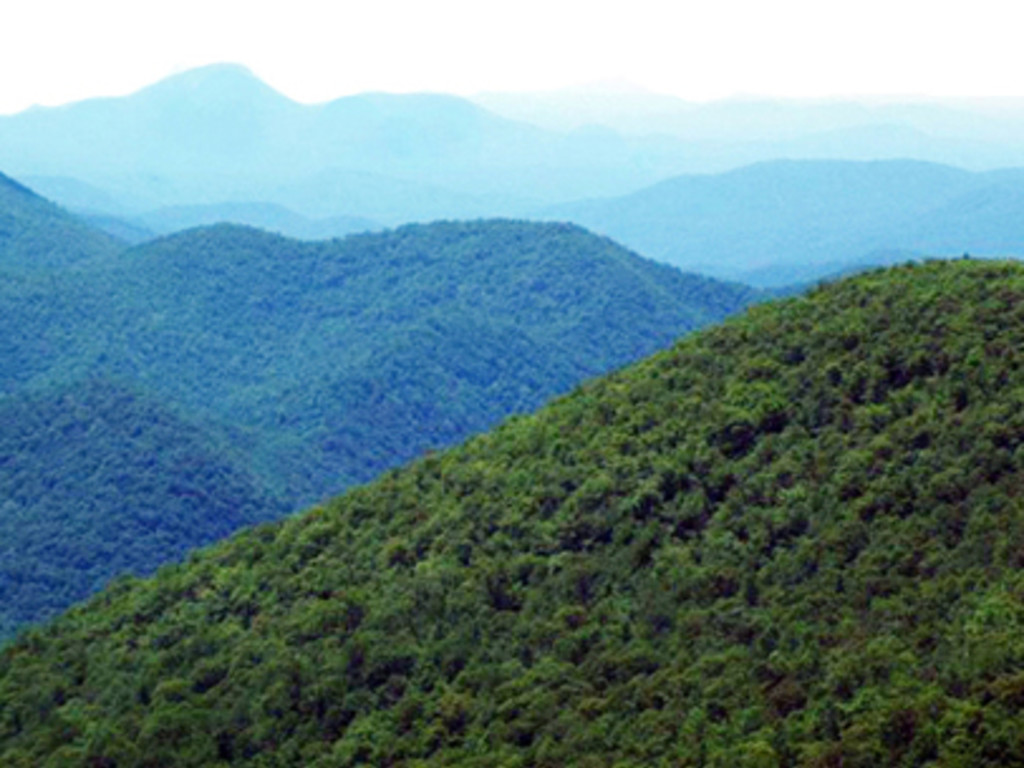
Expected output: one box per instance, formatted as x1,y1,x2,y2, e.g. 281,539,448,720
0,64,692,221
130,202,379,240
542,159,1024,285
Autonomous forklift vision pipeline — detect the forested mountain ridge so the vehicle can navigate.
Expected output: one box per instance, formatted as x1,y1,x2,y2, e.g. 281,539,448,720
21,219,760,502
0,379,285,639
0,171,122,267
0,213,760,643
3,259,1024,765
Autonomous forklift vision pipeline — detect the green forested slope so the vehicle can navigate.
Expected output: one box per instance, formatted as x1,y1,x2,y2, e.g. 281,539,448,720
0,380,286,639
0,172,122,267
4,259,1024,766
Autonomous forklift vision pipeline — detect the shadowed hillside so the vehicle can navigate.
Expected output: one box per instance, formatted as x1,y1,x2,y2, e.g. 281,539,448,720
0,379,285,639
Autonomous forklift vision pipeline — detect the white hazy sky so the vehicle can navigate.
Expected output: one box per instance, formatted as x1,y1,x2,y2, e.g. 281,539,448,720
3,0,1022,114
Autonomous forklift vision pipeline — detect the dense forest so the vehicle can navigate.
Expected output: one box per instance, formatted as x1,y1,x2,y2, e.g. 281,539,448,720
0,171,122,267
0,184,762,642
3,259,1023,765
0,379,285,639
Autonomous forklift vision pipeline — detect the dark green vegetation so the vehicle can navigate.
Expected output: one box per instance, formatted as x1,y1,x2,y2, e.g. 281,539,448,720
4,259,1024,765
0,380,285,640
545,159,1024,285
0,171,121,267
0,185,759,641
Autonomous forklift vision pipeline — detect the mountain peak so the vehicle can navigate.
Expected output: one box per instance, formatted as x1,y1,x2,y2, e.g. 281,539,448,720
0,170,40,200
137,62,291,105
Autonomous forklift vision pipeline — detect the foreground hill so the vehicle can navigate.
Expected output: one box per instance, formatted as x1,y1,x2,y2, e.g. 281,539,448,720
3,260,1024,765
0,171,121,267
0,215,758,641
545,159,1024,285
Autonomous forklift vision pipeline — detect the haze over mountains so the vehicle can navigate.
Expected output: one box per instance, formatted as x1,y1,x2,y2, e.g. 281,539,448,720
544,159,1024,285
0,64,685,221
476,84,1024,163
7,64,1024,285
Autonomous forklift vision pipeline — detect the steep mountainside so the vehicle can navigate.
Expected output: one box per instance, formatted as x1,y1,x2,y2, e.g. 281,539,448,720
544,159,1024,285
3,260,1024,765
0,379,285,640
0,171,121,267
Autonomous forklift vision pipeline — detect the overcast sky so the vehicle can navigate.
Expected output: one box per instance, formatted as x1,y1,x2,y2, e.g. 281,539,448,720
3,0,1022,114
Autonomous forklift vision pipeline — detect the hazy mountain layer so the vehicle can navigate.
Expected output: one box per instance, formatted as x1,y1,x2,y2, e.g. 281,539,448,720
3,260,1024,765
130,202,380,241
544,159,1024,285
0,64,697,220
474,87,1024,164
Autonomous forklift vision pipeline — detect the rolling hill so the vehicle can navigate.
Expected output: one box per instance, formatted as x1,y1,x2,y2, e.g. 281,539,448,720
45,219,760,501
544,159,1024,285
2,259,1023,765
0,171,121,267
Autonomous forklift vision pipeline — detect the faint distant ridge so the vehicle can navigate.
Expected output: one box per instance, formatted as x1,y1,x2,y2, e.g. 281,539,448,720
129,201,380,241
0,64,680,217
543,158,1024,285
134,62,284,102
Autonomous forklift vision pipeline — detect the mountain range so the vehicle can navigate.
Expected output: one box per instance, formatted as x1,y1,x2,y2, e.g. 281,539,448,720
3,259,1023,765
0,64,692,222
0,171,121,267
544,159,1024,285
0,177,761,641
12,64,1024,239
